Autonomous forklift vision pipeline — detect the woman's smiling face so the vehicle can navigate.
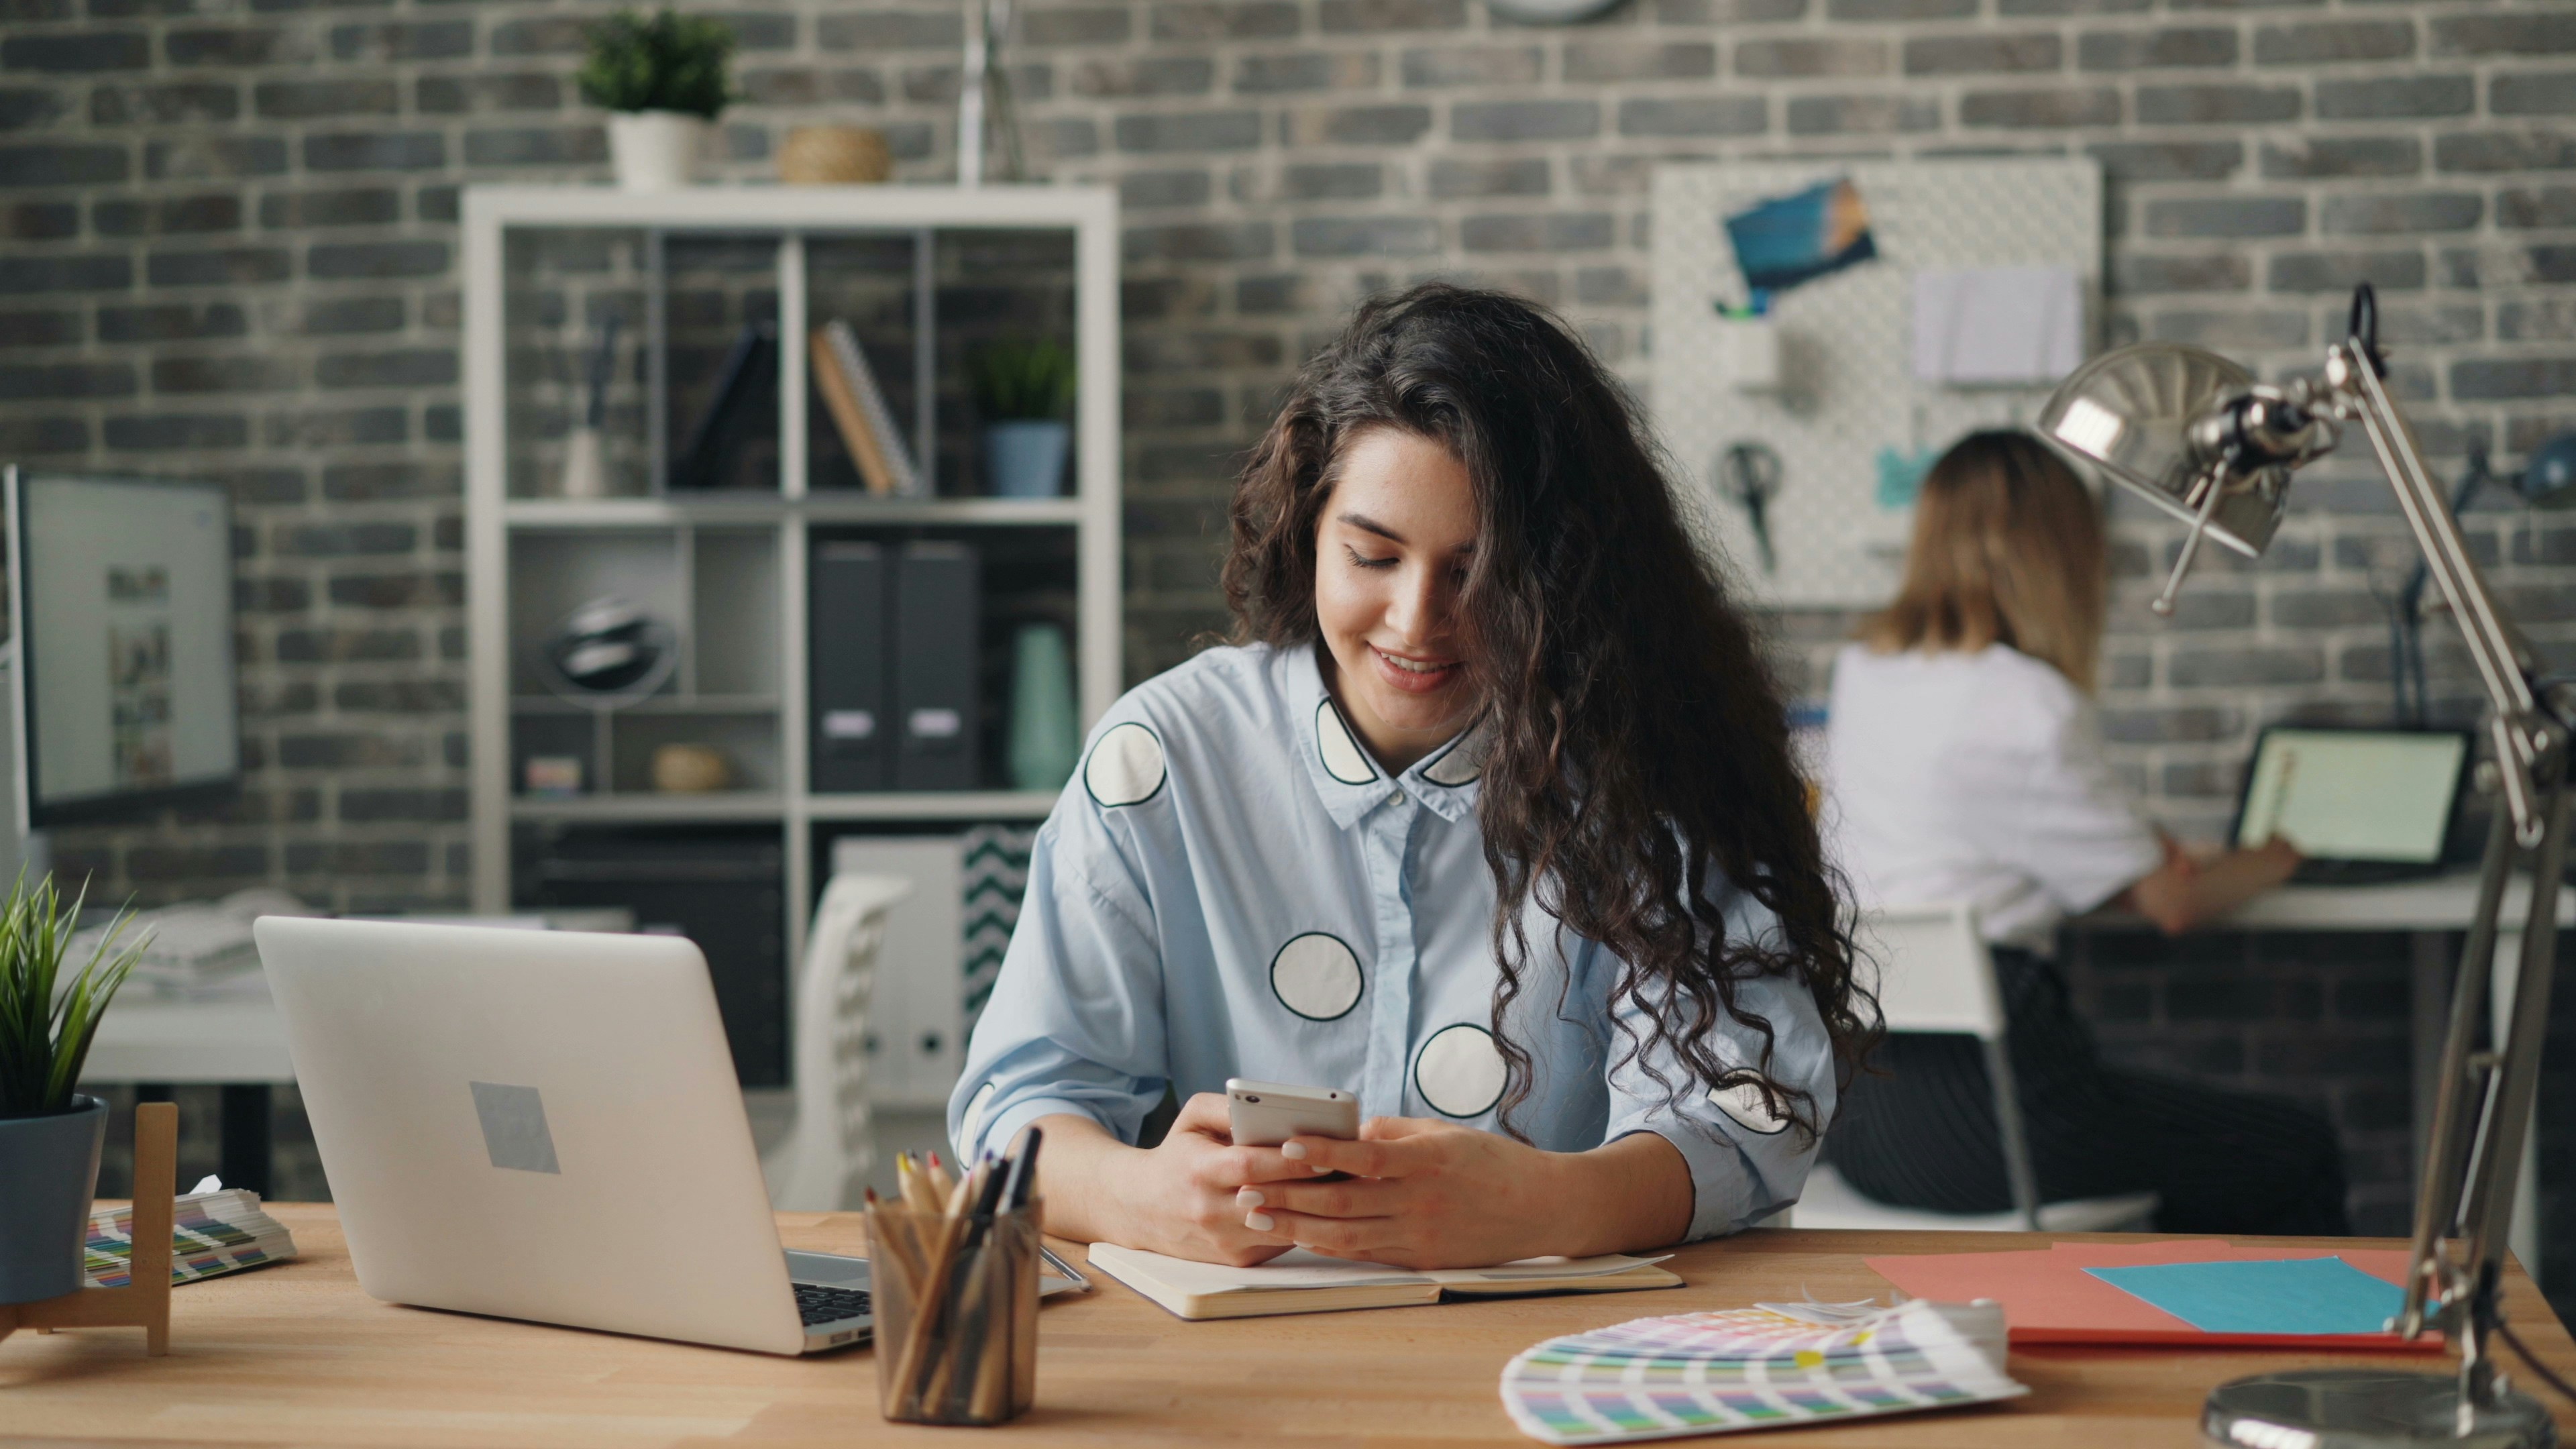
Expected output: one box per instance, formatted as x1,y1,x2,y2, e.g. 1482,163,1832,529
1311,427,1483,775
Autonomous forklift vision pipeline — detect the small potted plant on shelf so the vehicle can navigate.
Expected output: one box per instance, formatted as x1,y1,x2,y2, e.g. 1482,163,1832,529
578,9,737,192
969,337,1076,498
0,877,144,1305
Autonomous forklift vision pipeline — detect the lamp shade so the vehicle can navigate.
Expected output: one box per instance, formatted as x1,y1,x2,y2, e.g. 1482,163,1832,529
2520,431,2576,510
2036,341,2290,559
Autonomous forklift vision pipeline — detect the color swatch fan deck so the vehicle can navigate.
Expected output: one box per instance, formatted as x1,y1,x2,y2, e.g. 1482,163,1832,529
1501,1298,2024,1444
85,1187,299,1289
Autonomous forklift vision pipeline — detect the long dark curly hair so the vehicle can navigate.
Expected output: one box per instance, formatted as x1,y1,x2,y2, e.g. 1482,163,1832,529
1222,283,1874,1140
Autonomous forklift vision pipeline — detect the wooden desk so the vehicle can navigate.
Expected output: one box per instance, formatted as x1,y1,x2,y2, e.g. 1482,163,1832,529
6,1206,2572,1447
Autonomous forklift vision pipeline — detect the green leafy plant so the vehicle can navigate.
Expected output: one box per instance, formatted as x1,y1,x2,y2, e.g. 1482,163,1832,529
968,337,1077,423
0,876,145,1120
576,9,738,119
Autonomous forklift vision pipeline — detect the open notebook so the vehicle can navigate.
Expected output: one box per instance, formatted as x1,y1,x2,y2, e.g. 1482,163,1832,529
1086,1244,1680,1321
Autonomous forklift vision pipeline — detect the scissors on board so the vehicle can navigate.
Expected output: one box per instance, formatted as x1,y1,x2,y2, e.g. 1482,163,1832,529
1717,441,1782,574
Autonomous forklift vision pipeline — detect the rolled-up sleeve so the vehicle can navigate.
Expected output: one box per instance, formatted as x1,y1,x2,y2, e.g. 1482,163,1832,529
947,792,1170,1161
1598,884,1838,1242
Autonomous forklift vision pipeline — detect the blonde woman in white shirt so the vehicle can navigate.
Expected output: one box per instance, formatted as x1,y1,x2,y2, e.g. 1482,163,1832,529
1821,430,2347,1234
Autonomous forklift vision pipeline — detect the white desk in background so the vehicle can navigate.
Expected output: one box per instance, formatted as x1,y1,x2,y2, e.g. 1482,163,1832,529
2081,867,2573,1279
78,910,632,1195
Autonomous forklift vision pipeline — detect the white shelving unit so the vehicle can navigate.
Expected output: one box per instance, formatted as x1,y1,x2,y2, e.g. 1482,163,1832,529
462,185,1121,989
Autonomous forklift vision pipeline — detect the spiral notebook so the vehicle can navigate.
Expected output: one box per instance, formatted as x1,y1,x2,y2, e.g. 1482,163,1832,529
1086,1244,1679,1321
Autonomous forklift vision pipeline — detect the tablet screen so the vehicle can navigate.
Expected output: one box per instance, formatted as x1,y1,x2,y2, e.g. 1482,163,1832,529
2235,729,2467,863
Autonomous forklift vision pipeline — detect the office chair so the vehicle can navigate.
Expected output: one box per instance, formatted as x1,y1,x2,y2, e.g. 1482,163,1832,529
762,871,912,1212
1791,902,2158,1233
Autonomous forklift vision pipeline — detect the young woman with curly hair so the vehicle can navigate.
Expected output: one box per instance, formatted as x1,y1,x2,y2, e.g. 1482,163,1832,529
950,284,1873,1268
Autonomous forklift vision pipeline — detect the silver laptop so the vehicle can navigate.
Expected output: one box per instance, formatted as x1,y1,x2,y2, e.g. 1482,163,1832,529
257,916,1068,1354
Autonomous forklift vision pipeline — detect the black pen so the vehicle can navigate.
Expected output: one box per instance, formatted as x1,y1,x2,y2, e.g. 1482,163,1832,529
997,1126,1043,1212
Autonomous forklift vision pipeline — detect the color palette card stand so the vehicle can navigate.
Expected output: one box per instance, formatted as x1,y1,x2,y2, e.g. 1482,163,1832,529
0,1101,176,1356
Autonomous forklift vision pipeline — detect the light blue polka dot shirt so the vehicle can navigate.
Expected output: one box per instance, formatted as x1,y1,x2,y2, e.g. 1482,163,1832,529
949,641,1834,1241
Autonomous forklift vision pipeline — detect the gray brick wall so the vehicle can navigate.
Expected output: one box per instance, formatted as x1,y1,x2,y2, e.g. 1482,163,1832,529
5,0,2575,1251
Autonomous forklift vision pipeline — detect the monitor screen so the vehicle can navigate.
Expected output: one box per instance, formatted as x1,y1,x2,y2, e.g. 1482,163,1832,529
2235,728,2468,865
9,470,239,826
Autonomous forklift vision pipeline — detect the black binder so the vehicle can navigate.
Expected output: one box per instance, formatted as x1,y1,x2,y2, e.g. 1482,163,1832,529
808,540,891,792
893,541,979,791
672,321,777,490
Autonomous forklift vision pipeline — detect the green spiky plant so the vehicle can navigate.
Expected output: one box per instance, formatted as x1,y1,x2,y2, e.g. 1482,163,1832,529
968,337,1077,423
0,876,146,1120
576,9,738,120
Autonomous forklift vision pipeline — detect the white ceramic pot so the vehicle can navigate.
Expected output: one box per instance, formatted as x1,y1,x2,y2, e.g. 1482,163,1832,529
607,111,710,192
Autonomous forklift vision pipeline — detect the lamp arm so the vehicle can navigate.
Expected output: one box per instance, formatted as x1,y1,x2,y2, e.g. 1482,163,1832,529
2326,341,2555,845
2329,338,2573,1411
2393,446,2493,729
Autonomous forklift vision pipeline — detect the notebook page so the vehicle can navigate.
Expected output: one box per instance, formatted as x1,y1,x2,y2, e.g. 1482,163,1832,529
1095,1246,1662,1296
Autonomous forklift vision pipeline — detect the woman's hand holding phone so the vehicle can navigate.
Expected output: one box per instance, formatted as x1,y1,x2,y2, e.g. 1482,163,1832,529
1077,1087,1339,1258
1232,1117,1695,1270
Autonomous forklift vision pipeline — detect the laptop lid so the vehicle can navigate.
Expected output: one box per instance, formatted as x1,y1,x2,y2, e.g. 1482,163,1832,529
2230,726,2473,867
255,916,810,1355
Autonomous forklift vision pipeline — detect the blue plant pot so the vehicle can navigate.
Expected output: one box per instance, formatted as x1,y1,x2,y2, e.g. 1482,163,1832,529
0,1094,106,1305
985,421,1071,498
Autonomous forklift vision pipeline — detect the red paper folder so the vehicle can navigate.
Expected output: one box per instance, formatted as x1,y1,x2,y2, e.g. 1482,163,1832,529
1865,1238,2445,1350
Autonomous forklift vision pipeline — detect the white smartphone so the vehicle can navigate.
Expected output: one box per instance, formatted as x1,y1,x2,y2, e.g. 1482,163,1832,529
1225,1079,1358,1148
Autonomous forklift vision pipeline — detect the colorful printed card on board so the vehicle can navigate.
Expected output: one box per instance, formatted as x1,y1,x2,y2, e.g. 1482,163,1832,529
1500,1297,2024,1444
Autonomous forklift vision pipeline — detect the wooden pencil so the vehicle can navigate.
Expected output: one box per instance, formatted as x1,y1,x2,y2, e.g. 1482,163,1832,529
896,1155,941,1217
861,1190,917,1303
890,1208,973,1417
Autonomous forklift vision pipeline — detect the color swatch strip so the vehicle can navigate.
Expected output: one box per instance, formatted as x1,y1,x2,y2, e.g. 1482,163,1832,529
1500,1299,2025,1444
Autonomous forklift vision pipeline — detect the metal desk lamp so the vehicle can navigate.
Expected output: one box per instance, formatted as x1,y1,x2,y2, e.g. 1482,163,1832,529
2391,432,2576,728
2037,284,2571,1449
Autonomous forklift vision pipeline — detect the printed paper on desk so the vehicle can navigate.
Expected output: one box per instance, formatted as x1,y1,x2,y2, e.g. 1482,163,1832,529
1866,1239,2440,1349
2086,1257,2406,1338
1911,266,2084,387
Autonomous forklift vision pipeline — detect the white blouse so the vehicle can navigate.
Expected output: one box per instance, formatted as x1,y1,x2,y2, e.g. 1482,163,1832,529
1821,643,2161,955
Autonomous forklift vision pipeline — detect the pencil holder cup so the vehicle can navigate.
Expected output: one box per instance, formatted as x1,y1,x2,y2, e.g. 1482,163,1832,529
869,1199,1042,1426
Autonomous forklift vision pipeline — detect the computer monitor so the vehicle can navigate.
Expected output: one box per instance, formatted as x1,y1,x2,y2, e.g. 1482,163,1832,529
3,468,240,830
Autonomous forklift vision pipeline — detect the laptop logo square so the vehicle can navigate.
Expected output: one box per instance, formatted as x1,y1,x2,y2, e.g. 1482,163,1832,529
469,1081,561,1174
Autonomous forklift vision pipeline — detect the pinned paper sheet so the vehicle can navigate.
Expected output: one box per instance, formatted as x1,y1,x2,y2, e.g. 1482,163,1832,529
1911,266,2083,386
2086,1257,2406,1337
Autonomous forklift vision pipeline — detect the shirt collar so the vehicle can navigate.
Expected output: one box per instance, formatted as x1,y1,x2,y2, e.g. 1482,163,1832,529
1284,643,1487,828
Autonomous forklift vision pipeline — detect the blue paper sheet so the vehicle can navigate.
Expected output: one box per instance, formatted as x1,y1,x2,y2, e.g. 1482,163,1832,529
2085,1257,2404,1336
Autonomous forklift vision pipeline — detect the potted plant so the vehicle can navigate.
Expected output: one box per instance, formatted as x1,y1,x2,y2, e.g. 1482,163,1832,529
577,9,737,192
969,338,1076,498
0,877,144,1305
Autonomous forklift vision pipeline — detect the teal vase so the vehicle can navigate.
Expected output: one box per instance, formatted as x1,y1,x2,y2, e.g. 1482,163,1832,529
1008,624,1079,792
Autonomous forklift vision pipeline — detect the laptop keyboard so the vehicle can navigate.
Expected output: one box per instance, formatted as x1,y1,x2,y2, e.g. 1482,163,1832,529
795,1283,872,1326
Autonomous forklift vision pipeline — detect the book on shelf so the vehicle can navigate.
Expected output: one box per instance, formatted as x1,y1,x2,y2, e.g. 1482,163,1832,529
812,319,922,496
1084,1244,1680,1322
808,325,897,496
85,1186,299,1289
672,321,778,490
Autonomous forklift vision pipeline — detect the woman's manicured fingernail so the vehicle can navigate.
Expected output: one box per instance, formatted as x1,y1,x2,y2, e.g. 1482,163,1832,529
1238,1188,1265,1208
1281,1140,1307,1160
1246,1212,1275,1232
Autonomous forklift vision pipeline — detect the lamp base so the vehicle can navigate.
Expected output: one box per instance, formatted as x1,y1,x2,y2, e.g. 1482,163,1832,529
2203,1369,2557,1449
